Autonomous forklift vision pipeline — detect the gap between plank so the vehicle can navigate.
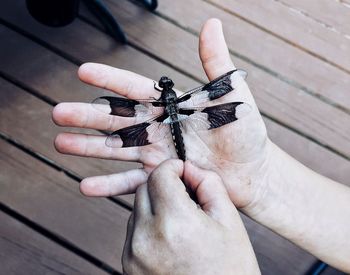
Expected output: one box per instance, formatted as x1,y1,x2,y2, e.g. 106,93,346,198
0,75,329,275
0,18,82,66
0,202,122,275
202,0,350,77
0,128,133,211
0,71,133,210
274,0,350,41
127,0,350,115
76,14,350,161
0,21,349,162
0,128,326,275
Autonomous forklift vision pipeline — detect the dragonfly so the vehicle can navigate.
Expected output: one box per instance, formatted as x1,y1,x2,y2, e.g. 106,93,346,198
91,69,251,161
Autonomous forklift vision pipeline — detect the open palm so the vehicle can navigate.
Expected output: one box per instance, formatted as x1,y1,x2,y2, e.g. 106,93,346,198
53,19,268,208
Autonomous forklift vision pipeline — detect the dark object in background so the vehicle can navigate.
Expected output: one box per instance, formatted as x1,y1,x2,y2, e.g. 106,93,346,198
26,0,80,27
138,0,158,10
25,0,158,43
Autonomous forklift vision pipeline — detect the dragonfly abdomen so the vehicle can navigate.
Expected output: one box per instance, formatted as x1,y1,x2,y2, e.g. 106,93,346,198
170,120,186,161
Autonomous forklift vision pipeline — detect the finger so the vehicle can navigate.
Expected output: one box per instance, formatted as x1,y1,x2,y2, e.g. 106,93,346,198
147,159,194,214
183,161,238,226
80,169,148,196
54,132,140,161
199,18,236,80
134,184,152,221
78,63,159,99
52,102,137,131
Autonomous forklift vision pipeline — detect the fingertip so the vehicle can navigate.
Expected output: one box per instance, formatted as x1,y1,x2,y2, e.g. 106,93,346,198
78,62,96,79
183,162,230,202
52,103,76,126
52,103,65,125
183,161,208,190
200,18,222,41
157,158,184,177
54,133,68,153
183,160,198,185
80,176,108,197
54,134,62,153
148,159,184,194
54,132,79,154
78,62,106,83
79,178,95,196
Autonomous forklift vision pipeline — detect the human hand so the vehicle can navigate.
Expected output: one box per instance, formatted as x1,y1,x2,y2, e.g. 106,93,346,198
122,159,260,275
52,18,269,209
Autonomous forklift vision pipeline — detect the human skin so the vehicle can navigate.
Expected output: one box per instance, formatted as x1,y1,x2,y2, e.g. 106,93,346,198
52,18,350,272
122,159,261,275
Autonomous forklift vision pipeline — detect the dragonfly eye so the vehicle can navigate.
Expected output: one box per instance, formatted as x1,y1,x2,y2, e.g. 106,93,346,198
159,77,174,89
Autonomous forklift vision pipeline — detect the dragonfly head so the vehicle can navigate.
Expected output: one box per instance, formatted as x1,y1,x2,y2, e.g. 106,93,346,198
158,76,174,90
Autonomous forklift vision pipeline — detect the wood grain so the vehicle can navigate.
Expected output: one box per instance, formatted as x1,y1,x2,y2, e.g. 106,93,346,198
156,0,350,111
0,1,349,273
210,0,350,73
0,137,129,271
278,0,350,37
0,25,349,186
1,0,350,159
101,0,350,158
0,211,106,275
0,75,318,274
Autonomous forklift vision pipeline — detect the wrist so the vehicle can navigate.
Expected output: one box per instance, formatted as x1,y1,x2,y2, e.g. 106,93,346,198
240,141,323,243
240,141,297,220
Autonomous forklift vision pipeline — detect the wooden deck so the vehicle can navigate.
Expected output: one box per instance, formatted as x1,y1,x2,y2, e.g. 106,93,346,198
0,0,349,274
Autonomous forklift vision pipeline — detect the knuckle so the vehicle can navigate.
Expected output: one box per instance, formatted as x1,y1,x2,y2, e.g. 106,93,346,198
124,81,134,97
201,51,216,65
130,234,146,260
135,183,147,198
106,114,116,131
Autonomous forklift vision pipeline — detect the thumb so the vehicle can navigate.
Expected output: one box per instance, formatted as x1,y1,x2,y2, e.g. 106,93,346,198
199,18,235,80
183,161,238,226
147,159,195,214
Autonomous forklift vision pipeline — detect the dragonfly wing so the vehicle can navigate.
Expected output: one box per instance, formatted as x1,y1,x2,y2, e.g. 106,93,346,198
178,101,251,133
106,113,171,148
178,69,247,107
92,96,164,118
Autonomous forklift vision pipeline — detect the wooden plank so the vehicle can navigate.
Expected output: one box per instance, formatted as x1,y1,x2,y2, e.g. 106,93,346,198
0,6,348,274
0,136,129,272
0,50,348,273
89,0,350,158
0,77,318,274
1,7,348,274
0,211,106,275
209,0,350,73
156,0,350,111
239,214,315,274
278,0,350,38
1,0,350,160
0,26,349,186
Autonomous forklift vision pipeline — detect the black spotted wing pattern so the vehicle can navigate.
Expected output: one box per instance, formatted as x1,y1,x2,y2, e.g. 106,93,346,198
92,96,164,117
106,113,170,147
91,70,250,151
177,69,247,107
202,102,245,129
178,102,250,131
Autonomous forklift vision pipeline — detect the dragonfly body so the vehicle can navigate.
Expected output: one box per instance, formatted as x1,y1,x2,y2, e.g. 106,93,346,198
157,76,186,160
92,69,250,161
